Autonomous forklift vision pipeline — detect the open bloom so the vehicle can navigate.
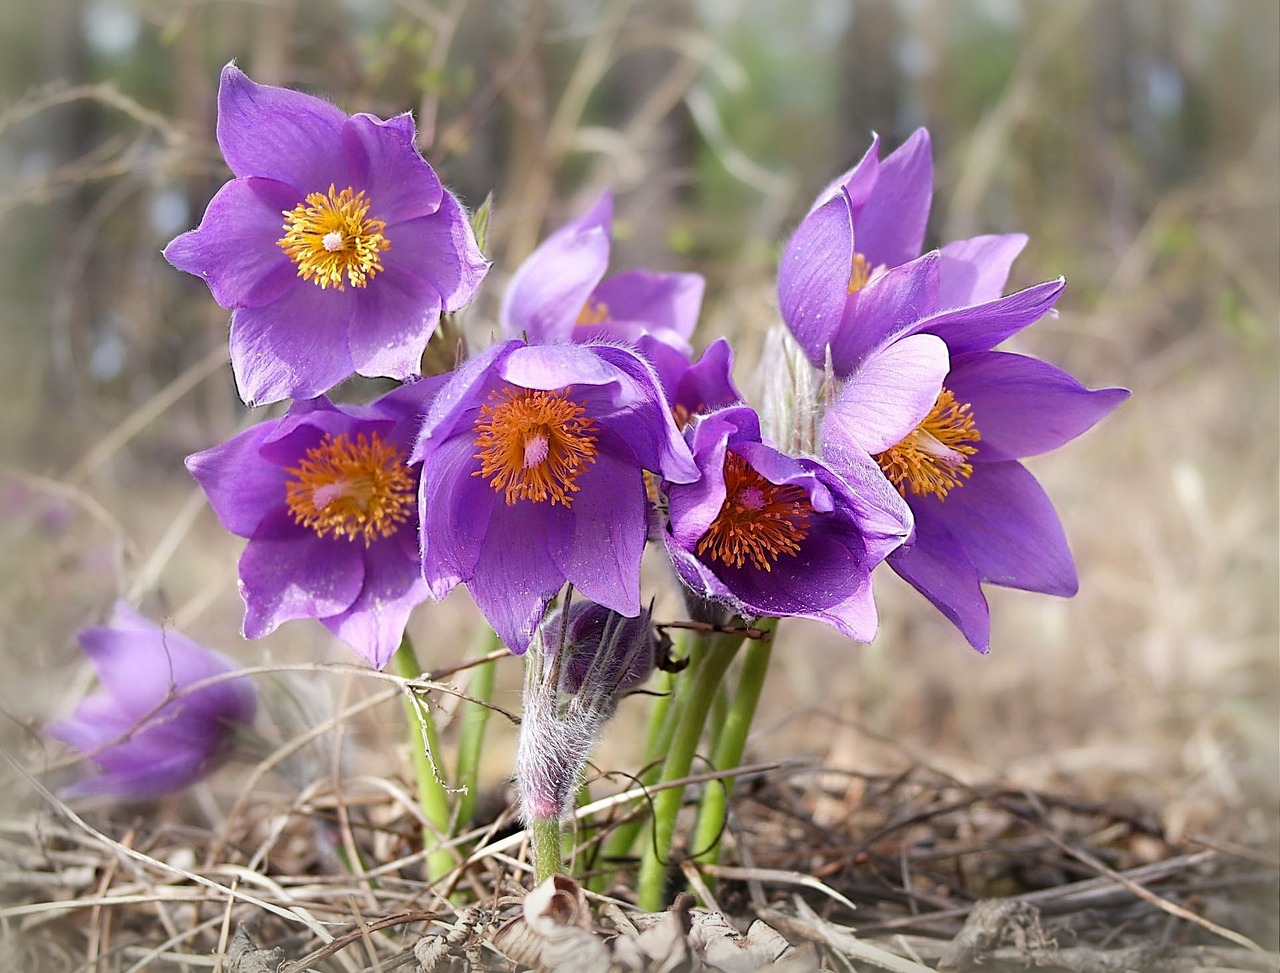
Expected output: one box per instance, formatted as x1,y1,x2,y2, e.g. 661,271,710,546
777,128,1065,375
500,190,704,394
414,338,698,652
165,64,488,405
822,326,1129,651
663,406,911,641
47,603,256,798
186,381,441,668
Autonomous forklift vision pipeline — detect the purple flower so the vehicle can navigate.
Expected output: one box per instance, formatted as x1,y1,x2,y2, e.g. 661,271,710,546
500,191,704,387
777,129,1065,375
47,603,256,799
414,338,699,653
668,337,744,427
186,381,442,668
822,329,1129,652
663,406,911,641
164,64,488,406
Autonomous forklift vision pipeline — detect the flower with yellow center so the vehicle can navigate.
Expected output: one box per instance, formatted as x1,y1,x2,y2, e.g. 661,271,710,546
874,387,981,501
285,432,416,545
278,185,390,290
472,387,599,507
696,452,812,572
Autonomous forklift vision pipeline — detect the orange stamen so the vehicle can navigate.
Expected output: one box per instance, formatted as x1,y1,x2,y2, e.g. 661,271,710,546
284,432,415,545
875,387,981,500
697,452,812,572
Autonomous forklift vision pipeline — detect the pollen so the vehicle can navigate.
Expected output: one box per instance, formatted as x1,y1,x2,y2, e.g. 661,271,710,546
848,251,872,294
284,432,416,545
696,452,812,572
278,185,390,290
576,297,612,326
875,387,981,500
473,386,599,506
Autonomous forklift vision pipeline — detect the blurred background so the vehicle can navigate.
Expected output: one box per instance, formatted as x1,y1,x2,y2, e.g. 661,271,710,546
1,0,1276,866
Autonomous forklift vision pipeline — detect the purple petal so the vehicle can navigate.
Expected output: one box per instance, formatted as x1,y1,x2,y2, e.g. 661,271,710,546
341,112,444,222
939,233,1027,307
346,266,441,382
186,422,287,538
591,270,705,343
420,434,496,598
164,177,299,310
829,250,941,374
931,460,1078,596
238,511,366,638
384,190,489,313
810,134,881,212
888,510,991,652
216,63,349,189
949,351,1130,459
228,283,357,405
322,534,429,669
853,127,932,268
672,337,742,418
920,277,1065,355
778,192,854,366
823,333,949,454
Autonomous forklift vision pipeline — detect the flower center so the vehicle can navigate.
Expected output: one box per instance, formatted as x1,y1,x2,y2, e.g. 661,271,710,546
848,251,873,294
875,387,981,500
472,387,599,506
576,297,612,326
696,452,812,572
284,432,415,545
278,185,390,290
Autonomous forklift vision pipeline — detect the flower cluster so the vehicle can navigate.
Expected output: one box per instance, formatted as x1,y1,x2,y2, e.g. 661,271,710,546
161,66,1124,669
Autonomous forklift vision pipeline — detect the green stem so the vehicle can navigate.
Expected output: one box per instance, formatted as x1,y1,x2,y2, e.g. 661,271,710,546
635,630,744,911
453,627,500,827
530,815,565,884
390,635,456,885
691,618,777,866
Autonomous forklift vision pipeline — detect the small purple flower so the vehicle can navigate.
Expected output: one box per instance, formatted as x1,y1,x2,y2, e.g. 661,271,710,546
164,64,489,406
777,129,1065,375
186,381,442,668
663,406,911,641
47,603,256,799
822,329,1129,652
414,338,699,653
500,191,704,381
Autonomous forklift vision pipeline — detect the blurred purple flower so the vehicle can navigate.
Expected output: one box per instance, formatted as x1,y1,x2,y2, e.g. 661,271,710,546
777,128,1065,375
500,190,705,393
414,338,699,652
663,406,911,641
164,63,488,406
822,329,1129,652
47,603,256,799
186,381,442,668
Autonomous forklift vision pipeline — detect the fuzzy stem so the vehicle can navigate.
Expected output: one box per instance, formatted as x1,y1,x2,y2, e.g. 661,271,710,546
453,626,500,827
691,618,777,866
390,635,455,885
530,814,565,883
635,630,744,911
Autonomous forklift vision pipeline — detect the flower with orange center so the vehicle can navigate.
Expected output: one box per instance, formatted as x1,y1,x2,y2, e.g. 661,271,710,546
874,387,980,500
285,432,415,544
696,453,812,572
472,387,599,506
278,185,390,290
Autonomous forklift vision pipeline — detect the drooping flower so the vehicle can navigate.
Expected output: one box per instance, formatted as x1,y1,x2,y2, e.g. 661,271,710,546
822,325,1129,652
164,64,489,406
414,338,699,652
500,190,705,392
777,128,1065,375
186,380,442,668
663,405,911,641
47,603,256,799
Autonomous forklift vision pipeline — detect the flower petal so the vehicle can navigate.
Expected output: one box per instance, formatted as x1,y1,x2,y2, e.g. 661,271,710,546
919,277,1065,355
778,191,854,366
590,270,705,344
186,423,287,538
888,509,991,652
322,535,430,669
829,250,941,374
939,233,1028,307
853,127,932,269
341,112,444,222
420,434,496,599
346,265,441,383
385,190,489,313
949,351,1131,459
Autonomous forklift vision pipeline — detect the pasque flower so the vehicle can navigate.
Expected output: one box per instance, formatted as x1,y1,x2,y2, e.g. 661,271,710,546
663,405,911,640
414,338,699,652
777,128,1065,375
500,190,705,395
47,603,256,798
822,314,1129,651
186,381,441,668
164,63,488,406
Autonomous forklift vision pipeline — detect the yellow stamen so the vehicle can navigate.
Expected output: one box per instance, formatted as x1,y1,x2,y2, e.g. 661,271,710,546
284,432,415,545
697,452,812,572
473,387,598,506
279,185,389,290
576,297,612,326
875,387,981,500
848,251,873,294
